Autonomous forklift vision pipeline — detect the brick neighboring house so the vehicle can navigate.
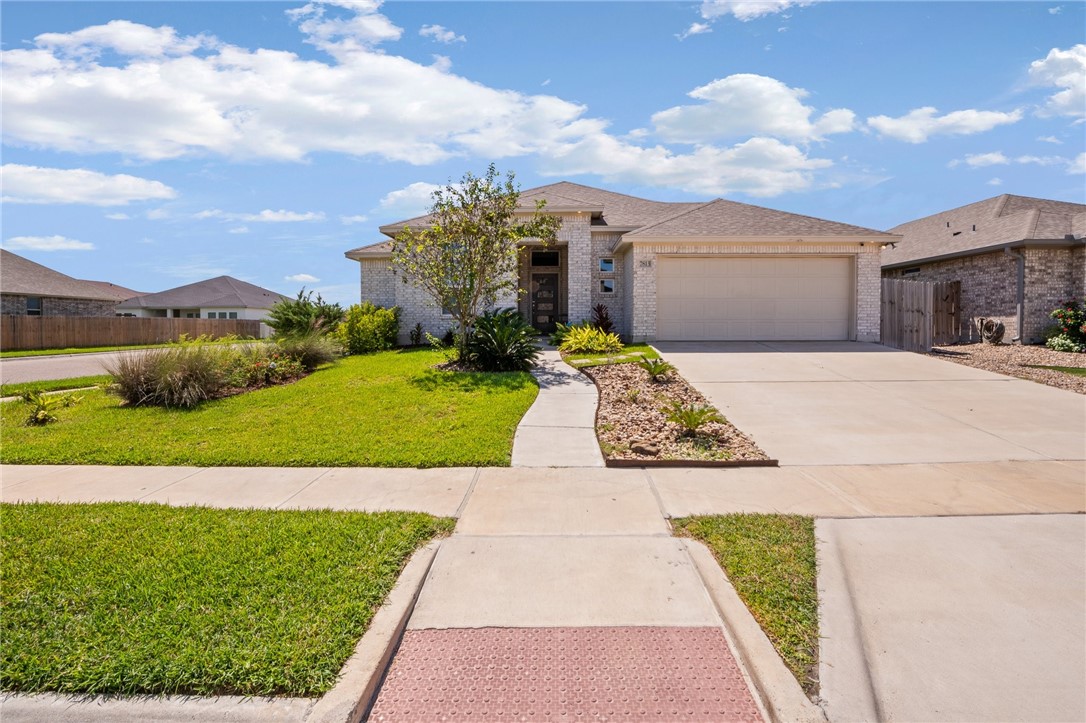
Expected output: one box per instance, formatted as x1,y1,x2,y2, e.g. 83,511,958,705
0,248,141,316
882,195,1086,344
345,181,896,344
116,276,287,321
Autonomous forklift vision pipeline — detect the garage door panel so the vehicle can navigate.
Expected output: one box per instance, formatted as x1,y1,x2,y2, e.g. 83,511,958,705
657,256,852,341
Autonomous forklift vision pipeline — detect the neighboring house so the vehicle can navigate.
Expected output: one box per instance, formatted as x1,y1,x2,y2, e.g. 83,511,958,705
115,276,287,321
0,248,141,317
346,181,895,344
882,195,1086,344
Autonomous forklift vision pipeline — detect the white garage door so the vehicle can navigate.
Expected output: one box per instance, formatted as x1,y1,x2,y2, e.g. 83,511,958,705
657,256,852,341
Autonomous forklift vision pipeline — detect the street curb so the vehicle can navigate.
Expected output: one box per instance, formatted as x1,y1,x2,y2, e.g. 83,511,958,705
303,540,441,723
682,539,827,723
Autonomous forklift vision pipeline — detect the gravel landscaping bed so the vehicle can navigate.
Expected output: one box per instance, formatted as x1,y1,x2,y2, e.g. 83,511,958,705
582,362,770,463
929,343,1086,394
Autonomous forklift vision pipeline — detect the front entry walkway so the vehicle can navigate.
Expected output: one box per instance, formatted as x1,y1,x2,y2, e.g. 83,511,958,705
511,349,603,467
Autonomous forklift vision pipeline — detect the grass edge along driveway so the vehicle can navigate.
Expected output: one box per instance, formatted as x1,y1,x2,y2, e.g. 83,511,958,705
674,513,819,696
0,349,538,467
0,501,455,697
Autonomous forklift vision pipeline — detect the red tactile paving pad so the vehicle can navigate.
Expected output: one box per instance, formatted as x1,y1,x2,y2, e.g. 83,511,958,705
367,626,763,722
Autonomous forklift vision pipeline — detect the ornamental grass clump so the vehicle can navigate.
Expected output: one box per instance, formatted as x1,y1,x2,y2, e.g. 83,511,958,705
107,346,227,409
558,325,623,355
275,333,342,371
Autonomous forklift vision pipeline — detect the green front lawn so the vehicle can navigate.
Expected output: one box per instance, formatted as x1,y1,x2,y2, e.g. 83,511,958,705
1,502,453,696
563,343,660,368
1,375,113,398
674,514,819,694
0,349,538,467
1024,364,1086,377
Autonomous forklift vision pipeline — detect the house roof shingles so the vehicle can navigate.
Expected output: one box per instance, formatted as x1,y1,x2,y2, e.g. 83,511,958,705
882,194,1086,268
0,249,142,302
116,275,287,310
626,198,893,238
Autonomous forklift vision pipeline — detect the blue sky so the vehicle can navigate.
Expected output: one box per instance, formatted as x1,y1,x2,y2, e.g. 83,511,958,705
2,0,1083,304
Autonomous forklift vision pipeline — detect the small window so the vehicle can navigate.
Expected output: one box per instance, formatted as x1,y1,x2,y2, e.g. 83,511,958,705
599,279,615,294
219,312,230,319
531,250,560,267
26,297,42,316
207,312,216,319
228,312,238,319
902,267,921,277
599,258,614,273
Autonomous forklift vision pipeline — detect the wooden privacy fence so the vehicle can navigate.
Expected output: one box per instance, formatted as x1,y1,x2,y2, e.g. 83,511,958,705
881,279,961,352
1,316,264,352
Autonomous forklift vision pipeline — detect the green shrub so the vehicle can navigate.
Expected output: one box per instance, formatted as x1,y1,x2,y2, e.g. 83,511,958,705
466,308,541,372
409,323,424,347
1048,299,1085,351
222,345,306,388
21,391,82,426
107,346,228,409
333,303,400,355
662,399,724,437
267,289,345,338
637,355,674,382
276,333,342,372
559,325,623,354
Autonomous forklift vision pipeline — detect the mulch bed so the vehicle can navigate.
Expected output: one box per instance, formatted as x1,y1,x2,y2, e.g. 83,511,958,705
929,343,1086,395
580,362,771,465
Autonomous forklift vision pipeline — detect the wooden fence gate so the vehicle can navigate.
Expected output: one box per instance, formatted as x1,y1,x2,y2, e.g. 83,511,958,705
881,279,961,352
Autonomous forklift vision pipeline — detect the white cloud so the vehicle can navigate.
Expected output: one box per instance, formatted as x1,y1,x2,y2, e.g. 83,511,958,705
286,273,320,283
987,178,1003,186
677,23,712,40
867,107,1023,143
0,164,176,205
34,19,213,58
539,135,832,197
652,74,855,143
4,234,94,251
228,226,250,234
340,214,369,225
1048,6,1062,14
419,24,465,44
146,208,171,220
1037,135,1063,144
950,151,1076,170
105,212,131,220
699,0,811,21
1015,154,1064,166
196,208,325,222
287,0,403,59
378,182,441,217
959,152,1010,168
1069,153,1086,174
1029,44,1086,119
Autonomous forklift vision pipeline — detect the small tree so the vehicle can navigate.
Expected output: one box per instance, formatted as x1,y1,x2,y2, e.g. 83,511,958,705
390,165,561,357
266,289,345,338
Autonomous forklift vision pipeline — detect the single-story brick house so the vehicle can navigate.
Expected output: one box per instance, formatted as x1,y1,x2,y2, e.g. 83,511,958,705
0,248,141,317
346,182,896,344
882,195,1086,344
116,276,287,321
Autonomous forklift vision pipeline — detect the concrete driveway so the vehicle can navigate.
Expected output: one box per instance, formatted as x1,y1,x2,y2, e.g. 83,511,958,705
818,514,1086,722
654,341,1086,466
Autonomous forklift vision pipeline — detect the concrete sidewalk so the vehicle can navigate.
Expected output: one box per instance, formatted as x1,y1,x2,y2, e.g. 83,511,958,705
4,460,1082,518
511,349,604,467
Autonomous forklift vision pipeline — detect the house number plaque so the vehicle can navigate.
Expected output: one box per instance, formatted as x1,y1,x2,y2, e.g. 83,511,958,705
639,259,653,268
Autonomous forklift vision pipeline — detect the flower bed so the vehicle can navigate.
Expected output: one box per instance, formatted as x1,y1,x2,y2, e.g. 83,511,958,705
582,362,771,465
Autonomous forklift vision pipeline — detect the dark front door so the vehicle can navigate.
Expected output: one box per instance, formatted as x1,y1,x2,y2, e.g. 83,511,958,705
531,273,559,333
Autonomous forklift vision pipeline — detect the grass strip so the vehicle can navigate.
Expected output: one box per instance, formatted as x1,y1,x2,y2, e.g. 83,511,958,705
1,339,253,358
563,344,660,368
0,502,454,696
0,349,537,467
674,514,818,694
1023,364,1086,377
1,375,113,398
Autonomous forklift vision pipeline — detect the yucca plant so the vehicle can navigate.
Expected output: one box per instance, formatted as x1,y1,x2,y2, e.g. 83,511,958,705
637,355,674,382
558,325,623,354
466,308,542,371
662,399,724,437
21,390,82,426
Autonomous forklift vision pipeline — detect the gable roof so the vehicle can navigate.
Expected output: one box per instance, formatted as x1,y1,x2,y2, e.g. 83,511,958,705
882,194,1086,268
116,276,287,310
0,249,142,302
626,198,893,238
